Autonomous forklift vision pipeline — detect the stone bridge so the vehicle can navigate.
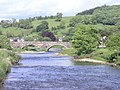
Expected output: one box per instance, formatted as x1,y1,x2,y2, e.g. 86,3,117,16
10,41,71,50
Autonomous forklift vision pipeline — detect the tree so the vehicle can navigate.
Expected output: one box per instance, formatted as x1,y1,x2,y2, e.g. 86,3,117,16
18,19,33,29
36,21,49,32
42,31,56,41
72,25,100,55
57,21,65,29
55,13,63,22
0,35,11,50
0,20,11,28
11,18,18,27
62,27,75,42
106,32,120,64
106,32,120,51
0,31,2,35
69,15,96,27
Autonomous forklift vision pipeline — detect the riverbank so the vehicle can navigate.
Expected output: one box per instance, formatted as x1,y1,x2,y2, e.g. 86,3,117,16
0,49,21,84
60,48,119,67
74,58,118,67
74,58,107,64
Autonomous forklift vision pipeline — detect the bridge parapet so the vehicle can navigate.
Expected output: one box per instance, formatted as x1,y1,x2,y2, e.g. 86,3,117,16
10,41,71,49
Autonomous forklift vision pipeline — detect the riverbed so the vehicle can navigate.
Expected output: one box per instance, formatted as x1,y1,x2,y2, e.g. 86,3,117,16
1,52,120,90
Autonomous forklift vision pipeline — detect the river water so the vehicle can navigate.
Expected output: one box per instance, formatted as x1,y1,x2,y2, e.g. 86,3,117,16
1,52,120,90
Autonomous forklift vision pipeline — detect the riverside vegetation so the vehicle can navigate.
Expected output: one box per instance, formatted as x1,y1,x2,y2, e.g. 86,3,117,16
0,35,21,84
0,49,21,84
0,5,120,83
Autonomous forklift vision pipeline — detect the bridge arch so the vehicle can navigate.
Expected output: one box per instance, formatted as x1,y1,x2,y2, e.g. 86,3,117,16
10,41,71,49
47,45,67,52
22,44,37,49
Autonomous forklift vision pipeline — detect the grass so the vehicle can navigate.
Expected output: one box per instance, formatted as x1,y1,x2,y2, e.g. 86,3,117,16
87,48,114,62
0,27,32,37
61,48,77,56
0,49,21,83
61,48,115,62
32,16,73,29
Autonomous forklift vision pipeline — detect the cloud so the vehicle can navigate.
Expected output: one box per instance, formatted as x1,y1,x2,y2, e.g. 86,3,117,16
0,0,120,19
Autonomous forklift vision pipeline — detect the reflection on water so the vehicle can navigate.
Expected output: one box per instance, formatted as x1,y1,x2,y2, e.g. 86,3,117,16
2,52,120,90
18,52,74,66
73,61,103,66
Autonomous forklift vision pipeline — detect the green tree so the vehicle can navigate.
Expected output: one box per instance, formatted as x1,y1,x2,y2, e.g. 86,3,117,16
55,13,63,22
0,35,11,50
11,18,18,27
69,15,96,27
106,32,120,51
0,31,2,35
18,19,33,29
35,21,49,32
57,21,65,29
72,25,100,55
0,20,11,28
106,32,120,64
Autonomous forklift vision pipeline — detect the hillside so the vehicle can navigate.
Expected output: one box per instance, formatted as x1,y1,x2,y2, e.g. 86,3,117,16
0,16,73,41
76,5,120,25
0,5,120,42
32,16,73,29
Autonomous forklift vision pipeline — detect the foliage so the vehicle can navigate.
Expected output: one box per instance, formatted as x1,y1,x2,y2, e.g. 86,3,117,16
55,13,63,22
35,21,49,32
0,49,21,82
61,48,77,56
94,24,119,37
91,48,114,62
57,21,65,29
76,6,101,15
0,20,12,28
22,45,42,52
106,32,120,64
69,15,96,27
92,5,120,25
106,32,120,50
18,19,33,29
72,5,120,26
62,27,75,42
24,33,39,41
0,35,11,50
72,25,100,55
42,31,56,41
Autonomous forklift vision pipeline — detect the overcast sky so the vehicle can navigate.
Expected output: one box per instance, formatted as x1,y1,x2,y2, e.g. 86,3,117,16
0,0,120,19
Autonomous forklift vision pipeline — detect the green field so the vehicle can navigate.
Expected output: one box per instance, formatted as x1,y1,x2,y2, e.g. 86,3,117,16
0,16,73,39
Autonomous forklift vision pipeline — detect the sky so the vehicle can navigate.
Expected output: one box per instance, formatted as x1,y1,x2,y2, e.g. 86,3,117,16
0,0,120,20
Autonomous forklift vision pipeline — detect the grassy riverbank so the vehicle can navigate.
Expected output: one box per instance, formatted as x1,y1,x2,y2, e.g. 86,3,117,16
61,48,119,66
0,49,21,84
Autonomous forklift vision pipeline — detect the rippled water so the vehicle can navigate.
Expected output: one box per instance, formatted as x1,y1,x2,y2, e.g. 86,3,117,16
1,52,120,90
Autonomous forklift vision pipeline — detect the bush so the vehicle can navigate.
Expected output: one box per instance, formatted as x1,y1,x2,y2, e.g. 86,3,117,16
72,25,100,55
0,49,21,83
91,48,114,62
116,56,120,65
0,35,11,50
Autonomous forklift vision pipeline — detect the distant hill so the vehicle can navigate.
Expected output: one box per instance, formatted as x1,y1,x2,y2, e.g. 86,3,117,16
76,5,120,16
76,6,101,15
75,5,120,25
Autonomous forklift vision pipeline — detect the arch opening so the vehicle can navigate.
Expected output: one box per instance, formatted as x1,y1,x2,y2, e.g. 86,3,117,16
47,45,66,52
22,44,41,51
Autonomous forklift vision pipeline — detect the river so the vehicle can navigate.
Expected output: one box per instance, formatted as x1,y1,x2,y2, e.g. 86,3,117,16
1,52,120,90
